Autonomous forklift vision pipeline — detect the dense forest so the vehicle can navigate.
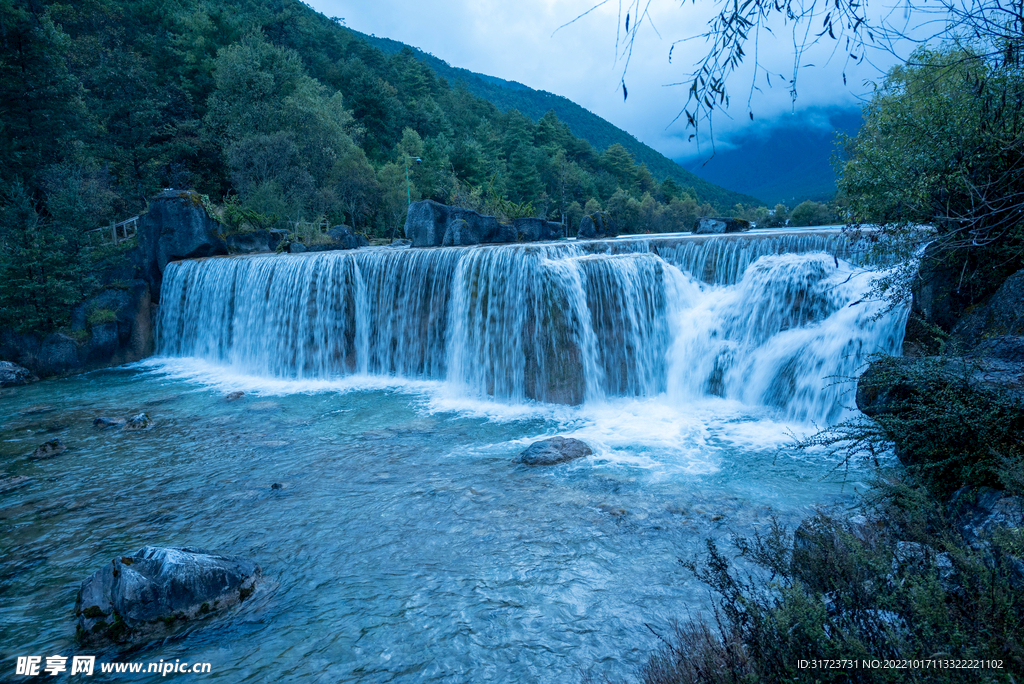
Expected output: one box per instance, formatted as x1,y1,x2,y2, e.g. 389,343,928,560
3,0,832,334
0,0,772,237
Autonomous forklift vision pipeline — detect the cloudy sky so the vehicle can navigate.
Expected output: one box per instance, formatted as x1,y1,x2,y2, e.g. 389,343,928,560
305,1,920,161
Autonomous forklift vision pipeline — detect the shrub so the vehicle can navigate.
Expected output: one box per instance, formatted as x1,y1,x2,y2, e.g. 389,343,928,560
642,498,1024,684
87,308,116,326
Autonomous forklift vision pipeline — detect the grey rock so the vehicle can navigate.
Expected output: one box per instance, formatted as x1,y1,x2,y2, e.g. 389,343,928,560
513,217,564,242
226,230,273,254
326,225,369,250
515,436,593,466
31,439,67,460
94,417,126,430
123,413,151,430
88,323,119,362
950,487,1024,548
693,217,751,234
404,200,449,247
388,238,413,248
969,335,1024,362
953,269,1024,354
137,189,228,294
578,212,615,239
0,361,38,387
857,355,1024,420
225,391,245,402
38,333,81,375
405,200,515,247
287,242,307,254
791,513,883,591
75,546,261,645
889,541,959,593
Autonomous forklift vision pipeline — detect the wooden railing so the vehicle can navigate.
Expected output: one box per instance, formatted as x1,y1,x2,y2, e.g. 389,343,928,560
88,216,139,244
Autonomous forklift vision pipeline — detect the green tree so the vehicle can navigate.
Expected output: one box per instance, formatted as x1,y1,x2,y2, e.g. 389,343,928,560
788,200,834,227
840,44,1024,306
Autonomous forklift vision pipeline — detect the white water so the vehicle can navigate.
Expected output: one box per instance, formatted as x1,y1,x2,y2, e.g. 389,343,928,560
157,231,905,424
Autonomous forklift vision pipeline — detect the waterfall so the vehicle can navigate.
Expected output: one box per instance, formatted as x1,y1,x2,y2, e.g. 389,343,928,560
157,231,906,423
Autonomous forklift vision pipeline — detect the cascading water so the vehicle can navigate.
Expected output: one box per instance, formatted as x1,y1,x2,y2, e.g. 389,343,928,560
3,229,912,683
157,230,905,423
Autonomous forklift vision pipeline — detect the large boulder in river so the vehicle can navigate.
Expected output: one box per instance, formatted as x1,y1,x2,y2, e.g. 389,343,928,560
0,360,38,387
137,189,228,293
693,217,751,234
577,211,616,239
515,436,593,466
75,546,261,646
404,200,516,247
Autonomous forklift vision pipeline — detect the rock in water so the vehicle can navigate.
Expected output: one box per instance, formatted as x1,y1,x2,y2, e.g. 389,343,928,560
0,361,38,387
692,217,751,234
515,436,593,466
123,413,151,430
225,390,245,402
31,439,66,460
93,416,126,429
75,546,261,645
0,474,32,494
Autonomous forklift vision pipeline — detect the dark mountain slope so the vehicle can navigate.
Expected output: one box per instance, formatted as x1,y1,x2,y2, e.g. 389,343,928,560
681,108,863,206
352,30,761,208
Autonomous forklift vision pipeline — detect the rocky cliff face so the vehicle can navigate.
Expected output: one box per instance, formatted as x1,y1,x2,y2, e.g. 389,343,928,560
856,242,1024,492
137,189,228,299
1,189,227,380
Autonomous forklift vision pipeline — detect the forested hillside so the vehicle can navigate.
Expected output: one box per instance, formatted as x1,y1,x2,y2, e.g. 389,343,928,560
352,30,759,208
0,0,765,335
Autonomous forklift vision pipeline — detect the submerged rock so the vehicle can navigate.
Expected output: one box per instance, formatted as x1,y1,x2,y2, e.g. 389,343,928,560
225,390,245,402
515,436,593,466
0,360,38,387
93,417,126,429
31,439,66,460
0,474,32,494
123,413,151,430
75,546,261,646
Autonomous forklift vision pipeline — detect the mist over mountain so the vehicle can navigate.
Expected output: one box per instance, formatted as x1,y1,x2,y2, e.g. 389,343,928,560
680,108,864,206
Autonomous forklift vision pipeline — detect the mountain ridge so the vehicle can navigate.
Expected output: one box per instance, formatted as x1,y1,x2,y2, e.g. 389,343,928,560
350,29,763,208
